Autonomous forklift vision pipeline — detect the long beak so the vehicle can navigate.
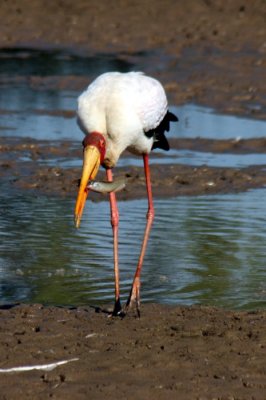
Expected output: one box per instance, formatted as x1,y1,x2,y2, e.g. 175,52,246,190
74,145,101,228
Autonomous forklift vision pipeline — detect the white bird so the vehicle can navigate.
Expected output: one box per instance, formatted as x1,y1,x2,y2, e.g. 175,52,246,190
74,71,178,316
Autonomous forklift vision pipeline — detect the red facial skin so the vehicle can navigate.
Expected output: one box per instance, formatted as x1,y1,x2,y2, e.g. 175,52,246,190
82,132,106,164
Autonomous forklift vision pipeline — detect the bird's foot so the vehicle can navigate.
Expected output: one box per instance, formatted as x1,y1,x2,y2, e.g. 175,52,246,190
91,298,125,318
111,298,125,318
125,277,141,317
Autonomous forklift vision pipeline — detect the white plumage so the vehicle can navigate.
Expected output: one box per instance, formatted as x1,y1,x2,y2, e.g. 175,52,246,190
74,71,178,316
77,72,169,167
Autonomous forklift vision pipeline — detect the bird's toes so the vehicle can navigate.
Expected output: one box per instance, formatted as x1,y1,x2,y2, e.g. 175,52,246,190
125,286,141,317
111,298,124,317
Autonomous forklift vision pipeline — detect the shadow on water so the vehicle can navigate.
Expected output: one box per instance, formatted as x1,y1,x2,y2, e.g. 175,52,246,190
0,48,134,76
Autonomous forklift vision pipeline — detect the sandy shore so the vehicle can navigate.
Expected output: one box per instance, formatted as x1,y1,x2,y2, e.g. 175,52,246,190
0,303,265,400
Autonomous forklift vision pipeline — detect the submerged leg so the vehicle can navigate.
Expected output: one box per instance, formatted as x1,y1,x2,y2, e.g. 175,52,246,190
126,154,155,316
106,168,122,316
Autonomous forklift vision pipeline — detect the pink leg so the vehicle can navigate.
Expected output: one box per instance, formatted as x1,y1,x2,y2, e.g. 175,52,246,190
126,154,155,316
106,168,122,315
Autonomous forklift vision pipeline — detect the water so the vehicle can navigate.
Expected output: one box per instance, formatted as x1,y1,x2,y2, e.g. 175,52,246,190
1,49,266,168
0,189,266,309
1,49,266,309
1,94,266,168
173,104,266,139
117,149,266,169
3,100,266,169
0,48,133,77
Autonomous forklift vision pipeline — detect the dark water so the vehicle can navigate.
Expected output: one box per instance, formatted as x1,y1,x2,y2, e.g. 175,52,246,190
0,49,266,309
0,48,133,76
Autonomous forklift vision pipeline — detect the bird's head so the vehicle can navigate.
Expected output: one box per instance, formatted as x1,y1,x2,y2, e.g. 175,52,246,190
74,132,106,228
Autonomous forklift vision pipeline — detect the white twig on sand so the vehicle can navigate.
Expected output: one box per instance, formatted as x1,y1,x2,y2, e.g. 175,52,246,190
0,357,79,373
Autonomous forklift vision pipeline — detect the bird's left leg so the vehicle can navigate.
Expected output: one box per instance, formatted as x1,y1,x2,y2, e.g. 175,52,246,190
126,154,155,316
106,168,122,316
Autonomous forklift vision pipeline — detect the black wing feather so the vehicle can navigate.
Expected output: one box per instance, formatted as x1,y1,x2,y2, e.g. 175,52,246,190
144,110,178,151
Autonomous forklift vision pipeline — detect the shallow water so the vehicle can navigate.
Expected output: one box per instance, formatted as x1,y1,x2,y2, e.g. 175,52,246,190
1,48,266,168
1,188,266,310
4,98,266,169
173,104,266,139
1,50,266,310
1,93,266,169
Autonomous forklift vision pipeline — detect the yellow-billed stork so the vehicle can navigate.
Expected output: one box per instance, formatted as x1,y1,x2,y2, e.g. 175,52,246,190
74,72,178,316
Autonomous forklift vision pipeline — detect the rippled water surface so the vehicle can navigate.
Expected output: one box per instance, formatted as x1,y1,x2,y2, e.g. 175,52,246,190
1,50,266,309
1,189,266,309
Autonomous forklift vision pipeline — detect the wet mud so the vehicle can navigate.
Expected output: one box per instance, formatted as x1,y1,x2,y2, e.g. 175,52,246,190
0,304,265,400
1,1,266,399
1,136,266,200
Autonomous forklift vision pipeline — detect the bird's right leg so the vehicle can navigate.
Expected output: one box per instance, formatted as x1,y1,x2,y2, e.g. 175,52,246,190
126,154,155,316
106,168,122,316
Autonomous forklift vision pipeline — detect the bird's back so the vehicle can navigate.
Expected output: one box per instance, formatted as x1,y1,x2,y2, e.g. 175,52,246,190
77,72,168,135
77,72,178,165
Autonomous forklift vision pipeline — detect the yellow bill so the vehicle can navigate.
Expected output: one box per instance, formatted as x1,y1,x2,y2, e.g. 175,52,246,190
74,145,101,228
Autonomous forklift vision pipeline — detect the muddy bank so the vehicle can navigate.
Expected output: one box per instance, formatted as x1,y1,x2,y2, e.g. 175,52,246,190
0,303,265,400
1,136,266,199
1,1,265,58
5,162,266,201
